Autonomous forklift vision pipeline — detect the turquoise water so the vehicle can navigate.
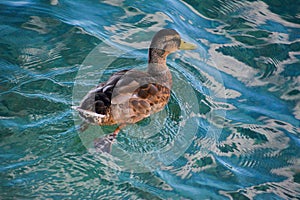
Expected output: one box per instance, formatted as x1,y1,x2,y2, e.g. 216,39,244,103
1,0,300,199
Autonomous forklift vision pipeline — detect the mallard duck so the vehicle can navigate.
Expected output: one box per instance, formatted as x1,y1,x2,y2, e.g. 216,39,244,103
74,29,196,153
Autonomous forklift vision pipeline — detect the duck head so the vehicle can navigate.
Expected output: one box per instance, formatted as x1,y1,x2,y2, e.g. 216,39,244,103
148,29,197,64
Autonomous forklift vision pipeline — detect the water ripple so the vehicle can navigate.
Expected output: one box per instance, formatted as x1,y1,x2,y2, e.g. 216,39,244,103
0,0,300,199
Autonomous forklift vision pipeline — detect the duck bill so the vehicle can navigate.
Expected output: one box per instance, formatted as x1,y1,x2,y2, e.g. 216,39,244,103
179,39,197,50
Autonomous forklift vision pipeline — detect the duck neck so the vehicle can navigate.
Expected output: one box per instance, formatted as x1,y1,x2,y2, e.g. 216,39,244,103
148,48,167,65
148,48,170,73
147,48,172,87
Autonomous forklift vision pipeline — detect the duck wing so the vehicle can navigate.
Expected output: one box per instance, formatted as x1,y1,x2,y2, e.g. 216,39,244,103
109,70,171,124
76,69,129,125
76,69,171,125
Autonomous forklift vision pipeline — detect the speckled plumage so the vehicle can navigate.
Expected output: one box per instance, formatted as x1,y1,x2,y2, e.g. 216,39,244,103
74,29,196,153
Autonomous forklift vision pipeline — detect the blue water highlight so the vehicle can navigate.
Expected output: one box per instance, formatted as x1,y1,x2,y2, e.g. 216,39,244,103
0,0,299,199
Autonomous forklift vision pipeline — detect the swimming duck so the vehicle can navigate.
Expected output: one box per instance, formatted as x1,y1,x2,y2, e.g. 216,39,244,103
74,29,197,153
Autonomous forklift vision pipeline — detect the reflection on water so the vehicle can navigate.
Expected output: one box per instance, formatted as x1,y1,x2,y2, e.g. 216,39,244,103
0,0,299,199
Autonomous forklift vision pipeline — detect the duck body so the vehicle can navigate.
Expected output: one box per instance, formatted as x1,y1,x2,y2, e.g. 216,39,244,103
74,29,196,153
78,68,172,126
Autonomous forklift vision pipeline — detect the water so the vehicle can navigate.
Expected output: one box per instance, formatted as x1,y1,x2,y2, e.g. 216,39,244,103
1,0,299,199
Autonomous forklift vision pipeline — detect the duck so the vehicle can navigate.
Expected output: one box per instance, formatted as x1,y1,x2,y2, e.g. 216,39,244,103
74,29,197,153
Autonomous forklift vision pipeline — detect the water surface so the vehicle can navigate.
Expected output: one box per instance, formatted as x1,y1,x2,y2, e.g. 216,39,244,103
1,0,299,199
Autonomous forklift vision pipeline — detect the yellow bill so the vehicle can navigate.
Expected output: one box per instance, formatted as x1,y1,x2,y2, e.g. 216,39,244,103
179,39,197,50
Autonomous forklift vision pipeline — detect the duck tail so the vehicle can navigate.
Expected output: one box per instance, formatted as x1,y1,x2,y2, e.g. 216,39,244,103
72,106,108,125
